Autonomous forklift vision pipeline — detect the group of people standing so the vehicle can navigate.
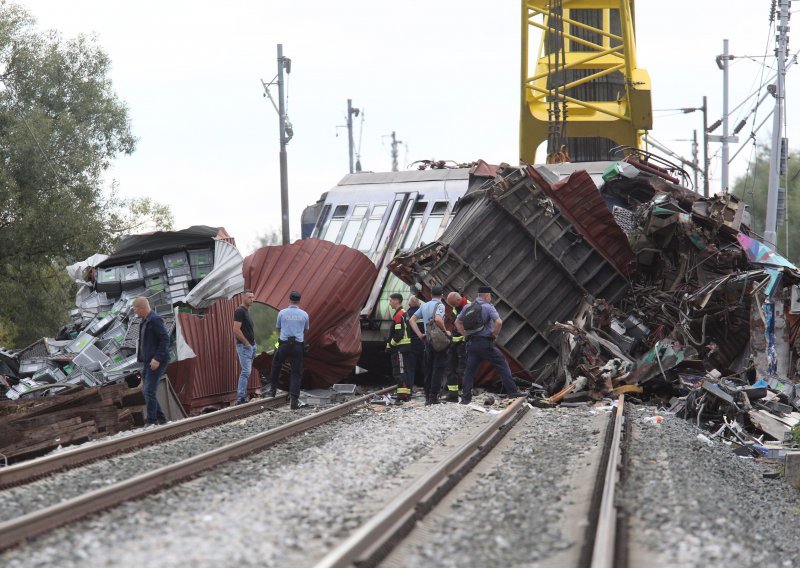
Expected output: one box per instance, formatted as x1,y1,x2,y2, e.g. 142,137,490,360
136,283,521,426
386,285,525,405
233,289,309,410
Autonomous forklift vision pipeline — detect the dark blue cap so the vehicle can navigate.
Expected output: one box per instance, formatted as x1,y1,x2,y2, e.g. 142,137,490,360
289,291,301,301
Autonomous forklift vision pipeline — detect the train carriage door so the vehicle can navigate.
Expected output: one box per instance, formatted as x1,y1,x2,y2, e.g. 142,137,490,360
361,192,416,319
356,203,389,259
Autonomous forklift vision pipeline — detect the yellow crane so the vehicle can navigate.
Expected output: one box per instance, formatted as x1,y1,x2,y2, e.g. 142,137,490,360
520,1,653,163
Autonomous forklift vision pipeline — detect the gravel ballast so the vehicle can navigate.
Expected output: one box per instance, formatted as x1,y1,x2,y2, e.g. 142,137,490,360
393,405,607,567
0,405,305,523
625,406,800,567
0,401,480,567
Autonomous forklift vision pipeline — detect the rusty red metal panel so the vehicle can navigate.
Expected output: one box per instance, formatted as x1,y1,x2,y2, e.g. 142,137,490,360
529,167,635,275
243,239,378,389
168,296,256,412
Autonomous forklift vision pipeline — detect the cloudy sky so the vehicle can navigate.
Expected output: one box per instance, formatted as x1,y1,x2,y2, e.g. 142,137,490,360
18,0,797,251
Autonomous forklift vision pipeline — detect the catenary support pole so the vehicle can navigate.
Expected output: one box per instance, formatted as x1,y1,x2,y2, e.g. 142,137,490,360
347,99,355,174
703,96,709,197
721,39,730,192
692,129,699,192
277,44,290,245
765,0,790,249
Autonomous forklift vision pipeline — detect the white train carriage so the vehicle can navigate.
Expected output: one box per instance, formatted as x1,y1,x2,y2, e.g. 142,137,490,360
302,168,470,345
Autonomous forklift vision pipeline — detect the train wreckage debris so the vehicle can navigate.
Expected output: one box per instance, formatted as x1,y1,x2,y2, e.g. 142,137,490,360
390,160,800,460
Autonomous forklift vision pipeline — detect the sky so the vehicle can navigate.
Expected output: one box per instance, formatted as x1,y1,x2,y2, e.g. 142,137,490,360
16,0,798,253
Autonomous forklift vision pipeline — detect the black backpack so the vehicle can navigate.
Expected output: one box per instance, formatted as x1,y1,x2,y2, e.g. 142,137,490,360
460,302,485,335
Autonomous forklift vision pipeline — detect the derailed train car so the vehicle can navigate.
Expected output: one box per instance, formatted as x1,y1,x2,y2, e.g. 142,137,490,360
389,163,633,388
301,168,474,371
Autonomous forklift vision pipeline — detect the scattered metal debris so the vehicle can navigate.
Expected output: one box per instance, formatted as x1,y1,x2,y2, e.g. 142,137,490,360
390,159,800,457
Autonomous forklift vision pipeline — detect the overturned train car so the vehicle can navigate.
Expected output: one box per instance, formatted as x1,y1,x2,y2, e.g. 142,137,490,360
389,163,634,388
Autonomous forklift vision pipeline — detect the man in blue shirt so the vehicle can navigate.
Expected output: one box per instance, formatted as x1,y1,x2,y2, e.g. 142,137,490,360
409,285,450,405
267,291,310,409
132,297,171,425
456,286,525,404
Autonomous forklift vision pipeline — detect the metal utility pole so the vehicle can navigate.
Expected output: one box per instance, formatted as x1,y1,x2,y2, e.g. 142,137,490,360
390,131,402,172
346,99,360,174
261,45,293,245
692,129,699,192
277,45,291,245
702,96,710,197
714,40,737,193
721,39,731,192
765,0,791,249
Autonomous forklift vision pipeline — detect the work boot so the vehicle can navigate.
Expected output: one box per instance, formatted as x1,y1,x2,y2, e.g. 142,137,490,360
268,387,277,398
290,396,300,410
505,391,527,399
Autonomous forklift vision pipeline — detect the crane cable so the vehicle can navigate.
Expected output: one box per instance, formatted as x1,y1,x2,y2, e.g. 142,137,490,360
546,0,569,163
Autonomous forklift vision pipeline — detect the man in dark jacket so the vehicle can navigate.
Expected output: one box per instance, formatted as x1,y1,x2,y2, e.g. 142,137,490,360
405,296,424,395
133,297,171,425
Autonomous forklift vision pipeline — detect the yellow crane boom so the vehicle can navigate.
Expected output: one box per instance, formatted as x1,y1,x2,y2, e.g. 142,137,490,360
520,1,652,163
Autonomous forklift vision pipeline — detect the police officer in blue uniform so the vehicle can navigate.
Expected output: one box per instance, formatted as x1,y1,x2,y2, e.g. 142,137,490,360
409,285,450,405
456,286,525,404
267,291,310,409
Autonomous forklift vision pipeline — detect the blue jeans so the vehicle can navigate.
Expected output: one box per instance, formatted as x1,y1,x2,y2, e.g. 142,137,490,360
236,343,256,400
462,337,518,401
142,363,167,424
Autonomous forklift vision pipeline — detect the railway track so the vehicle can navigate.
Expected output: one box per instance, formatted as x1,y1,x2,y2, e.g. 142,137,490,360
0,394,289,490
0,386,393,552
316,395,630,568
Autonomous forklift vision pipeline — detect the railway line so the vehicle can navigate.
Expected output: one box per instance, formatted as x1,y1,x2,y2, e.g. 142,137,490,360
317,396,630,568
0,394,289,490
0,386,393,552
3,390,798,567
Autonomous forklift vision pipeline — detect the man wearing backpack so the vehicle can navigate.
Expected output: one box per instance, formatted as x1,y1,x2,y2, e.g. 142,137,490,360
456,286,525,404
409,285,450,405
445,291,469,402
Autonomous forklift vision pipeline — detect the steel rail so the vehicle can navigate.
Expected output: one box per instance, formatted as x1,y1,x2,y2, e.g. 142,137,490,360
315,397,529,568
0,395,289,490
590,394,627,568
0,386,394,552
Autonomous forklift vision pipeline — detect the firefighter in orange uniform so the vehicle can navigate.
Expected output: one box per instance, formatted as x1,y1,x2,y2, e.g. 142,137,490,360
445,291,468,402
386,293,412,401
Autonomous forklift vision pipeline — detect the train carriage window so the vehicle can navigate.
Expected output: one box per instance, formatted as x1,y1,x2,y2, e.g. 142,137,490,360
323,205,349,242
340,205,368,248
418,201,449,246
400,201,428,250
357,203,388,252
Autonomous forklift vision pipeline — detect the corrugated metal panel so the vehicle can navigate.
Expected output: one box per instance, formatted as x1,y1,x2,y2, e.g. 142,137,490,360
389,164,629,384
168,296,251,412
243,239,378,388
534,167,635,275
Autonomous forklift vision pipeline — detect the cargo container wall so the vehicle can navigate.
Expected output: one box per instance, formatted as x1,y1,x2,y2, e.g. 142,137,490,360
390,165,629,384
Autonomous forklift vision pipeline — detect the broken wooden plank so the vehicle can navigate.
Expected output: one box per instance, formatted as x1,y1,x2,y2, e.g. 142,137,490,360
748,410,792,440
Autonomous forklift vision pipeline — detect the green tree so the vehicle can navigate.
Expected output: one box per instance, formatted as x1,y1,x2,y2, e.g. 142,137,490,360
732,145,800,264
0,2,171,345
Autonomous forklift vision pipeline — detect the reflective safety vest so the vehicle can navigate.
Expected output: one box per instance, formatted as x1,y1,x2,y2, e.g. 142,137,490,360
387,308,411,349
451,300,469,343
